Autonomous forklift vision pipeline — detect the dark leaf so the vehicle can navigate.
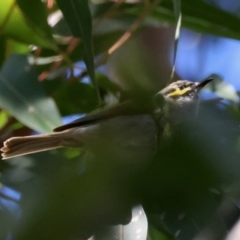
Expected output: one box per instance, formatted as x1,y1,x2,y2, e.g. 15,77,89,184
56,0,97,91
43,79,98,115
0,54,62,132
16,0,56,49
134,0,240,40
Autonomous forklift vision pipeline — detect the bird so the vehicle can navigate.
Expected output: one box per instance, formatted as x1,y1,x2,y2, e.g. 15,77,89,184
1,78,212,160
158,78,212,106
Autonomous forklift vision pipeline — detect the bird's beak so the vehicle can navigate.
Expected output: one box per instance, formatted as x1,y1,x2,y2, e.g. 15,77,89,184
196,78,213,90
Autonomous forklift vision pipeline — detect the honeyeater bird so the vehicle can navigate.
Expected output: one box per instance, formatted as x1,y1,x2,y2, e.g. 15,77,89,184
1,79,212,160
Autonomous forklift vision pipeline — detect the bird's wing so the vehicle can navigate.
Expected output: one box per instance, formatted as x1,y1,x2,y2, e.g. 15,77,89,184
53,100,152,132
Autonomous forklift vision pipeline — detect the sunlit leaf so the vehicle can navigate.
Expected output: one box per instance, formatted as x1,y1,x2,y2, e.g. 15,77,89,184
16,0,56,49
0,0,55,48
6,39,29,54
0,110,9,129
205,76,239,103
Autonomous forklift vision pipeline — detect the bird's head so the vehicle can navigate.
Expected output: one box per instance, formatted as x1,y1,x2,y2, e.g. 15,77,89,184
156,78,213,106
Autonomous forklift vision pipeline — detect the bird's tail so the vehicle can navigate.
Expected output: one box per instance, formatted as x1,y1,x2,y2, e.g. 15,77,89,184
1,131,71,160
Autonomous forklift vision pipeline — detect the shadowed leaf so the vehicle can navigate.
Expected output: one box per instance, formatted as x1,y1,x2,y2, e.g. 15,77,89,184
0,54,62,132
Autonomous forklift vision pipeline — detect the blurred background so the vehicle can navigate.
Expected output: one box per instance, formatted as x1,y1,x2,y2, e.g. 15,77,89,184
1,0,240,239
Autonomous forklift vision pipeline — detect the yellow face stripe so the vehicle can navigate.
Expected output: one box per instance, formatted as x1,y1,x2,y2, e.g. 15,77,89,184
167,87,192,97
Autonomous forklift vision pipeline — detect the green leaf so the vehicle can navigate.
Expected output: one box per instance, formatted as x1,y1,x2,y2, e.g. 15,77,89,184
43,79,98,115
0,0,55,48
158,0,240,39
0,54,62,132
205,75,239,103
6,39,29,54
69,30,124,63
0,110,9,129
144,0,240,40
56,0,97,89
16,0,57,50
148,225,174,240
0,37,7,67
96,72,120,94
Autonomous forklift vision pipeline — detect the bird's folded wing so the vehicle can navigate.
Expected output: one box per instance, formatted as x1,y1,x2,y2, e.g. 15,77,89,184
53,100,152,132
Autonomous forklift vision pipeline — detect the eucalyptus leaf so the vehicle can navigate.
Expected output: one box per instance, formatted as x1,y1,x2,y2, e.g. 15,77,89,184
43,80,98,115
143,0,240,40
69,30,124,63
148,225,174,240
0,111,9,129
0,54,62,132
170,0,240,39
205,76,239,103
56,0,97,90
16,0,57,50
213,82,239,103
0,0,55,48
0,37,7,67
6,39,29,55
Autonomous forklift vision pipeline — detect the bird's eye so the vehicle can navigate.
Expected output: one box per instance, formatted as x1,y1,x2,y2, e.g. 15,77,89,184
179,85,185,90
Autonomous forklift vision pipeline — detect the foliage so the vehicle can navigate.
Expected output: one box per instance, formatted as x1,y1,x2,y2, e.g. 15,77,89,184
0,0,240,240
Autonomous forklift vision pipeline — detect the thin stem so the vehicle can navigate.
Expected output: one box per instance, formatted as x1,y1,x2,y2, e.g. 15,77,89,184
95,0,161,68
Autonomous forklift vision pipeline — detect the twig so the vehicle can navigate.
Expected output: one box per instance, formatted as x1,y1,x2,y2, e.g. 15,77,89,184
94,0,125,28
95,0,161,68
